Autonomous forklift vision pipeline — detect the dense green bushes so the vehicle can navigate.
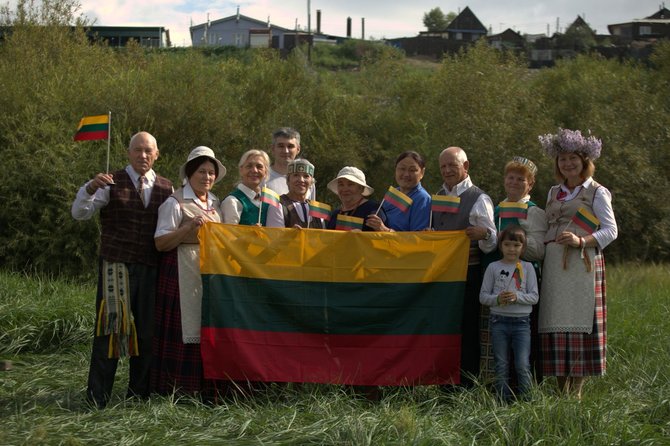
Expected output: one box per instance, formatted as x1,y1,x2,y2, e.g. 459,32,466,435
1,14,669,275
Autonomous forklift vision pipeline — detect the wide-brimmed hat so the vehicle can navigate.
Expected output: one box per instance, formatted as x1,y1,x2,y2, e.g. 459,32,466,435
327,166,374,197
179,146,227,185
287,158,315,177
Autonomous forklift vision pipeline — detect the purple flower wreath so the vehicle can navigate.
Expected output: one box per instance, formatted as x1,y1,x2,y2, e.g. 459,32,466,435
538,128,602,160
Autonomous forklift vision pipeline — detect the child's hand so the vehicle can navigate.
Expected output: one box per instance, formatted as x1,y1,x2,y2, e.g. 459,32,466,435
497,291,517,306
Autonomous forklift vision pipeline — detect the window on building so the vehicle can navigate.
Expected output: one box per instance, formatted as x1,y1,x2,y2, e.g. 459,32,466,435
639,25,652,35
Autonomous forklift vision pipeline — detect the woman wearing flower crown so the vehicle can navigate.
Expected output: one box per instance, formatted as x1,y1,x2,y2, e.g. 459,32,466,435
538,129,618,399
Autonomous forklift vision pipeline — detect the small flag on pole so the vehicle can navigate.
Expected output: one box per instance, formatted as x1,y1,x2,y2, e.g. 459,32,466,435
498,201,528,220
261,187,281,209
431,195,460,214
335,214,364,231
572,207,600,234
513,261,524,289
74,115,110,141
383,186,413,213
308,201,332,221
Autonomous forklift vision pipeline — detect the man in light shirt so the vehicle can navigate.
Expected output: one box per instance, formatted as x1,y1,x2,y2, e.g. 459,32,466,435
265,127,315,199
433,146,497,387
72,131,173,408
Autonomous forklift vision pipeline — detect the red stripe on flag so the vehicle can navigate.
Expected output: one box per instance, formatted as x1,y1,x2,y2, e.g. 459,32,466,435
385,196,410,213
431,204,459,214
74,130,109,141
499,211,528,219
201,327,461,385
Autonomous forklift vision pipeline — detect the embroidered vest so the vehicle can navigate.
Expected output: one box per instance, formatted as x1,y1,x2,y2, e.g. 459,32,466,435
172,188,222,244
545,181,601,243
433,185,484,265
100,169,173,266
230,187,268,226
280,195,326,229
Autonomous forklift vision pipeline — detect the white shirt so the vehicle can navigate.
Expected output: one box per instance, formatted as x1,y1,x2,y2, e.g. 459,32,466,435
71,166,157,220
438,175,497,254
155,183,220,237
549,177,618,250
221,183,262,224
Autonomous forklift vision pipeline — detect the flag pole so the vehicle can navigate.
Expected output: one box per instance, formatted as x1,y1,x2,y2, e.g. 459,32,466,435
106,111,112,174
375,198,385,216
429,210,433,229
257,187,263,225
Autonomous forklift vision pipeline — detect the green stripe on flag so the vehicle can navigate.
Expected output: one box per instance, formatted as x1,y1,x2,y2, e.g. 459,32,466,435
202,275,464,335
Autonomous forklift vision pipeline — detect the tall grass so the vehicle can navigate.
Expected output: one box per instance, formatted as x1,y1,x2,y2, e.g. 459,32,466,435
1,265,668,444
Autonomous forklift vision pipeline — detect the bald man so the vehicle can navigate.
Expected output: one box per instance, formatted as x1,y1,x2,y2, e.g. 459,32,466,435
72,131,173,408
433,146,497,386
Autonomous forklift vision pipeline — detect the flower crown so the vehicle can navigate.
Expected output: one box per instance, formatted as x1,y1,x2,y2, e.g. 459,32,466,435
538,128,602,160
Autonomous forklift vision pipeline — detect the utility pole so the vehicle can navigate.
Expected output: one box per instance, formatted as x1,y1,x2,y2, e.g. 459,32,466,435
307,0,312,63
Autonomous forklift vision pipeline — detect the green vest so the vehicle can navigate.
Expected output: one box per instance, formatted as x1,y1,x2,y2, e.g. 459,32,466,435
229,188,268,226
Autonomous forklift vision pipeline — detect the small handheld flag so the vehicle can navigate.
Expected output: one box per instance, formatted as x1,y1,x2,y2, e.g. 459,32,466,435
335,214,364,231
261,187,281,209
431,195,460,214
308,201,332,221
383,186,413,213
513,261,524,290
572,207,600,234
74,114,110,141
498,201,528,220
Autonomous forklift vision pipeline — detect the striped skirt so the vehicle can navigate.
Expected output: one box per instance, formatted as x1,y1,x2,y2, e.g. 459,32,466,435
540,253,607,376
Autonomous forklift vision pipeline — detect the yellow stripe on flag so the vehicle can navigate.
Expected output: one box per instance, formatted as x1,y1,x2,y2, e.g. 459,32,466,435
77,114,109,129
200,223,469,284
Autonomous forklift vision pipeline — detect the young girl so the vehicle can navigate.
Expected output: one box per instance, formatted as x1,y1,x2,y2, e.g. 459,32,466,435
480,225,539,401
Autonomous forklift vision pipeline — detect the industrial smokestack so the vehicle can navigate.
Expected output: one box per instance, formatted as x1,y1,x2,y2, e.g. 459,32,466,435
361,17,365,39
347,17,351,38
317,9,321,34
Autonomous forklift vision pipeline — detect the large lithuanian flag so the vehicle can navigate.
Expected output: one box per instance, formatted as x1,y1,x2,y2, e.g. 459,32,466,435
199,224,469,386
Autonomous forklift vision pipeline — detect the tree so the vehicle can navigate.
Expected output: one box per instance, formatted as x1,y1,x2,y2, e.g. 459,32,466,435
423,7,448,32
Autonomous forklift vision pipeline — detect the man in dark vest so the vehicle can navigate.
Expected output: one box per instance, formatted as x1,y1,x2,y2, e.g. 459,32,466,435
433,146,497,387
72,131,173,408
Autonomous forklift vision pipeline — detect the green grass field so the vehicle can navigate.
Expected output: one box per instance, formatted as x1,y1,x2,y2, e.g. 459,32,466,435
1,265,669,445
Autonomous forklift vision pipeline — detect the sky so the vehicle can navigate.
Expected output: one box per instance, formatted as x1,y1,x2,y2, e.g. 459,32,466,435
13,0,669,46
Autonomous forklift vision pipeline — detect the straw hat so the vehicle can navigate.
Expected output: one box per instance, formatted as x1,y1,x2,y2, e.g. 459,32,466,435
327,166,374,197
179,146,227,185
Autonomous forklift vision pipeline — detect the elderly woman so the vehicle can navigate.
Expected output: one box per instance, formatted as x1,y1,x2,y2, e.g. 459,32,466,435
326,166,383,231
152,146,226,395
221,149,271,226
538,128,617,399
480,156,548,387
366,151,431,232
266,158,326,229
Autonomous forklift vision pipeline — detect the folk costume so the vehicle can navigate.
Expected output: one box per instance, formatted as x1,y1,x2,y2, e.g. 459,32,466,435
72,165,173,408
538,128,618,379
539,178,617,376
221,183,269,226
433,175,497,385
151,185,222,395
